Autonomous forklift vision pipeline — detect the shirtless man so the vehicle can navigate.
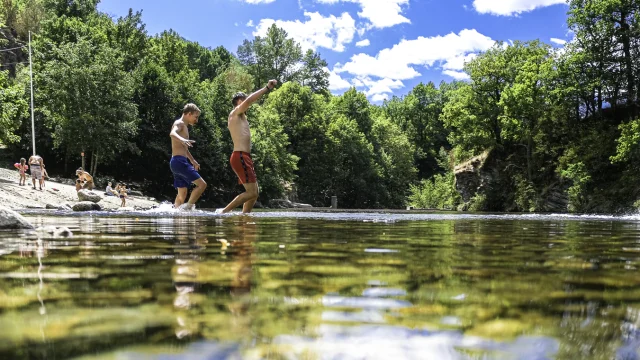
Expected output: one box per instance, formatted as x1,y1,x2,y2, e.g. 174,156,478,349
75,167,94,190
217,79,277,214
169,103,207,210
28,154,44,190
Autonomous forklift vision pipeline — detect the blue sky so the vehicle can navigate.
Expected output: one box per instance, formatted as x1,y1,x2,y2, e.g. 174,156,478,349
98,0,571,102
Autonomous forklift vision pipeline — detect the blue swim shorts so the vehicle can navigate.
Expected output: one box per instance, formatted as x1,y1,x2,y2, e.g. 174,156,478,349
170,156,201,189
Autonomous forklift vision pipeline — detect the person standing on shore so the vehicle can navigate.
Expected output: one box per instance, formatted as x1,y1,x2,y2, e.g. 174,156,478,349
28,155,44,190
169,103,207,211
216,80,277,214
15,158,27,186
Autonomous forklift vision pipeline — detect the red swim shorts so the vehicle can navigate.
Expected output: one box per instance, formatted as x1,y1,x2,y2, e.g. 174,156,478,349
230,151,257,184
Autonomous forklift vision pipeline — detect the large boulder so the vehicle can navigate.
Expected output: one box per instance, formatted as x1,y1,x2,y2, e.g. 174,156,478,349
77,189,102,203
46,203,73,211
0,206,34,229
73,202,102,212
539,182,569,213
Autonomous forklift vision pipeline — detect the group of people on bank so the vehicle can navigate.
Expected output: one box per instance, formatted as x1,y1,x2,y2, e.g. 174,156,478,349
14,80,277,213
14,155,49,190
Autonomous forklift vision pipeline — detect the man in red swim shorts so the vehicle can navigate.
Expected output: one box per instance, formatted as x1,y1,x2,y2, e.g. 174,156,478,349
216,79,277,214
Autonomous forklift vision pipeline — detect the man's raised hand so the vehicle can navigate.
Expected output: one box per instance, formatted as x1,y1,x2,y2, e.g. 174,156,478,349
268,79,278,89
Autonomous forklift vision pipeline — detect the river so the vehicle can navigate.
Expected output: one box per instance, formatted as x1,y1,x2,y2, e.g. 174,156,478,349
1,209,640,359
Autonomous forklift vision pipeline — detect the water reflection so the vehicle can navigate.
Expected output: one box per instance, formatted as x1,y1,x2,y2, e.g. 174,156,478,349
1,215,640,359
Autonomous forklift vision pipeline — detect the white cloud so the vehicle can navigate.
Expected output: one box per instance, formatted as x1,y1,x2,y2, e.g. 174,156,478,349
254,12,356,52
443,70,470,80
334,76,403,99
550,37,567,45
355,39,370,47
316,0,410,29
326,67,352,91
473,0,566,16
371,93,389,102
241,0,276,3
362,77,404,97
246,20,255,27
442,53,477,71
335,29,495,80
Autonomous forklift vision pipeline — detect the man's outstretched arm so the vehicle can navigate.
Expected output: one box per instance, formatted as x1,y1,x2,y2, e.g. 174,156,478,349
233,80,277,115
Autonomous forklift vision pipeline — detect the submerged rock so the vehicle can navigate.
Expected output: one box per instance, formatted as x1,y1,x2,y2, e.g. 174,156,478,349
36,225,73,238
0,206,34,229
73,202,102,212
269,199,313,209
77,190,102,203
46,203,73,211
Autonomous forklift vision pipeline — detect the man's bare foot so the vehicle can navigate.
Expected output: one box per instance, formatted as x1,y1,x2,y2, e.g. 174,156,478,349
178,203,195,211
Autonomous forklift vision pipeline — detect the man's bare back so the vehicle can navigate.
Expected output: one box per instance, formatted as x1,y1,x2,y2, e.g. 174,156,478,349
228,113,251,153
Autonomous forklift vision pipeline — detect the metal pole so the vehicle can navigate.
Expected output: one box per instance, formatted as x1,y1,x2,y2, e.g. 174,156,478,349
28,31,36,156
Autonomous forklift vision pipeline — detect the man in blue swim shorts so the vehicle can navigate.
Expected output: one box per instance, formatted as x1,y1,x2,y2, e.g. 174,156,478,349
169,103,207,210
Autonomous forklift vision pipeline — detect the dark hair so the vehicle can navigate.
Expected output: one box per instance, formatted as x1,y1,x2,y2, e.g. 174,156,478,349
20,158,25,164
232,92,247,107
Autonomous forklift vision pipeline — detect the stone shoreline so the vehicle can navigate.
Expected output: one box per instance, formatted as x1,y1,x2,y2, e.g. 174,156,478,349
0,167,159,211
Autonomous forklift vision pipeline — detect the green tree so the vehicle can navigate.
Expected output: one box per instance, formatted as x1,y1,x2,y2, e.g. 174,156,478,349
237,24,302,89
370,115,417,207
260,82,330,205
568,0,640,112
300,49,329,94
323,115,380,208
38,38,138,176
112,9,148,72
384,81,456,178
250,106,299,202
0,70,28,144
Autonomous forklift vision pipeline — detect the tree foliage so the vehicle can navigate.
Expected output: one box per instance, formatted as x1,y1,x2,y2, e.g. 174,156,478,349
4,0,640,212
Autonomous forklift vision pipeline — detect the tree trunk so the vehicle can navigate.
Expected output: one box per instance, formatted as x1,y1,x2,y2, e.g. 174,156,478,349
87,151,92,175
64,148,69,175
91,151,98,178
619,12,636,113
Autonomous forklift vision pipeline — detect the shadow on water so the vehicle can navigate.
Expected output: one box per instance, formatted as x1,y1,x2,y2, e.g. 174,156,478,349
1,210,640,359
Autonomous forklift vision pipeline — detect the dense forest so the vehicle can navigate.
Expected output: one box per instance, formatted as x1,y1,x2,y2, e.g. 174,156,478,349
1,0,640,213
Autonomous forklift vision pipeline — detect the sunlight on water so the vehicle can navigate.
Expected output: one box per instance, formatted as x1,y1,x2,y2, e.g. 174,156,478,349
2,213,640,359
19,205,640,223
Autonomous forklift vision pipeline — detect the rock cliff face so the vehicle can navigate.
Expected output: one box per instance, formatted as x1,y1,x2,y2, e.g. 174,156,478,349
453,151,495,204
0,27,27,78
538,182,569,213
453,149,569,212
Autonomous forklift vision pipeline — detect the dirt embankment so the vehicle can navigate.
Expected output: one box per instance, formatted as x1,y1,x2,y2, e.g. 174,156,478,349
0,167,159,210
